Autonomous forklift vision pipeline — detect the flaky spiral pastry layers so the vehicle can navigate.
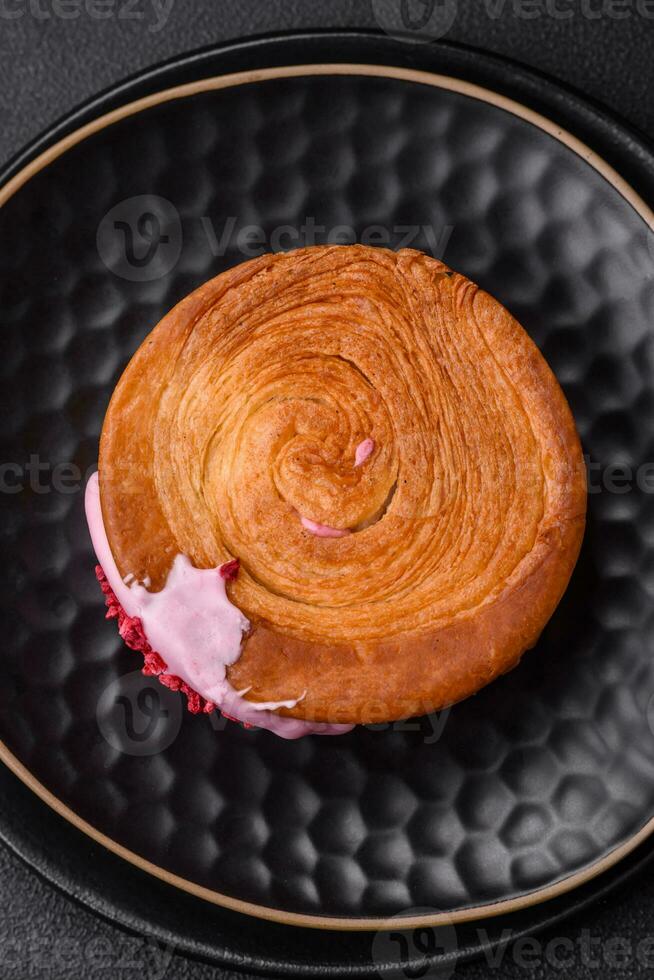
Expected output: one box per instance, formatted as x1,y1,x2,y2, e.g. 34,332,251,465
99,245,586,725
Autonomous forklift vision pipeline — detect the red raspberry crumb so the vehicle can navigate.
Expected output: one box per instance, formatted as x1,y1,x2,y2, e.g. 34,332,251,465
219,558,240,582
94,564,254,728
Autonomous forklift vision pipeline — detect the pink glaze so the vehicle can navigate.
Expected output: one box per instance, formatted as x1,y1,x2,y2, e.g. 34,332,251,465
300,516,352,538
354,438,375,467
85,473,354,739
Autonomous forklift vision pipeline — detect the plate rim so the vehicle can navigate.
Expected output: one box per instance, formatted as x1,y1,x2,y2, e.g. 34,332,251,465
2,59,654,932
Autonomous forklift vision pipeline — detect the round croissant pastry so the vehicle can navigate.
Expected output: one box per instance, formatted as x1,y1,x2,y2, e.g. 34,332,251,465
87,245,586,735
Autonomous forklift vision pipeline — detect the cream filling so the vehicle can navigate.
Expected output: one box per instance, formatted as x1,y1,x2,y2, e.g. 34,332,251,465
85,473,354,740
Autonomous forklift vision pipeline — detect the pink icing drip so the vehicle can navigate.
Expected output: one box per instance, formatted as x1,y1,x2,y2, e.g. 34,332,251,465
85,473,354,739
300,516,351,538
354,438,375,467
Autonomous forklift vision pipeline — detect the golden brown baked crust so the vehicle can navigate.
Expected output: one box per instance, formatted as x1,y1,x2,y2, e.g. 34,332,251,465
99,245,586,724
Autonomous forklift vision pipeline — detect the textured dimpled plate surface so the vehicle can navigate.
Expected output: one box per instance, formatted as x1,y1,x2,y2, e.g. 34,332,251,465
1,71,654,923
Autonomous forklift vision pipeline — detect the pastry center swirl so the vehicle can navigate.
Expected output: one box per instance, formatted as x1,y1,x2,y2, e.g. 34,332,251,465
138,248,545,644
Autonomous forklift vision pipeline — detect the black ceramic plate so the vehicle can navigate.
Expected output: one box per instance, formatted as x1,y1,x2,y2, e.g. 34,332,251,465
2,29,654,976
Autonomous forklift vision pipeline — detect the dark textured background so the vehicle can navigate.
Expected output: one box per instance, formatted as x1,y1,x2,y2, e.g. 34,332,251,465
2,1,654,978
2,0,654,165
